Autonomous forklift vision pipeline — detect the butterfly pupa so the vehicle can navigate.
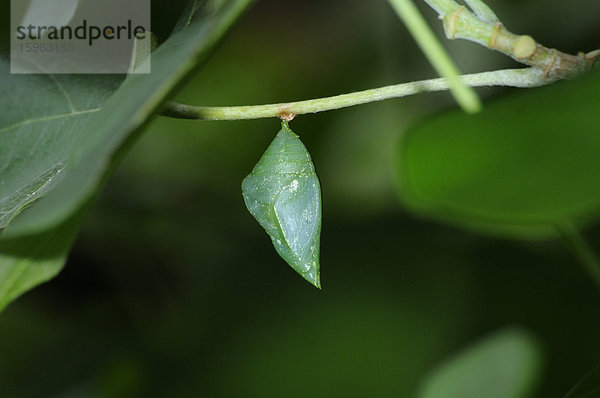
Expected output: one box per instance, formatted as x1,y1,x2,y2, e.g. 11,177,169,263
242,121,322,288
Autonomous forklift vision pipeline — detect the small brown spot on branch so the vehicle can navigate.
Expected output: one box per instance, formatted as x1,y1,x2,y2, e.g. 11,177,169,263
279,111,295,122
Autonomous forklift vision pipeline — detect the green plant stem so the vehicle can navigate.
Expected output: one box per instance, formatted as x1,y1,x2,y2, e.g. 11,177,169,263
423,0,599,79
162,67,545,121
462,0,498,23
424,0,458,15
386,0,481,113
556,224,600,290
163,0,598,122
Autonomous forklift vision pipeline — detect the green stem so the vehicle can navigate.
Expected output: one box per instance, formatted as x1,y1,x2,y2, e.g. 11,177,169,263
556,223,600,290
423,0,598,79
163,0,598,122
424,0,459,15
162,68,545,121
387,0,481,113
462,0,498,23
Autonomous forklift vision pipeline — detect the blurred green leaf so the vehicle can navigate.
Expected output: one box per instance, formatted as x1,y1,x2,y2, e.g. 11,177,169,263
395,70,600,238
0,206,87,312
417,328,542,398
564,366,600,398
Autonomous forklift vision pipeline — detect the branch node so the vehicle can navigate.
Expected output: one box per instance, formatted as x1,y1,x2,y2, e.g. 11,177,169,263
543,49,558,80
444,5,466,39
488,22,502,49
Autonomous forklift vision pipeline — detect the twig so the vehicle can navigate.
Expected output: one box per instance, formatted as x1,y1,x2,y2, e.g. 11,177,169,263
386,0,481,113
423,0,599,79
162,68,546,121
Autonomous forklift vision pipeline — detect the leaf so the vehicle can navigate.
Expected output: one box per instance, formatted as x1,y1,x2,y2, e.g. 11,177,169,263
172,0,200,34
127,31,157,74
417,328,542,398
242,122,322,288
172,0,231,34
2,0,255,238
395,70,600,238
0,0,255,312
564,366,600,398
0,62,122,229
0,205,88,312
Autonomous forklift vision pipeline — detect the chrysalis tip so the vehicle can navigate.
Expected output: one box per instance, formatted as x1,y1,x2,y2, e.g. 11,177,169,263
303,273,321,290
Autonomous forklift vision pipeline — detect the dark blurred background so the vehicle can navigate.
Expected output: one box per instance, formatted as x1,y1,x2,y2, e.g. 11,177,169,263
1,0,599,397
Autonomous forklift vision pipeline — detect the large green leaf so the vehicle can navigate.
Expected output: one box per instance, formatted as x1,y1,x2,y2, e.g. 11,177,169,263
0,0,254,310
417,328,542,398
0,63,122,229
395,70,600,238
171,0,219,34
3,0,255,237
0,206,88,312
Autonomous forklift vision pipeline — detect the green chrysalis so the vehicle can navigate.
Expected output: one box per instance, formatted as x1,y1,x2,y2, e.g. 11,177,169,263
242,121,322,288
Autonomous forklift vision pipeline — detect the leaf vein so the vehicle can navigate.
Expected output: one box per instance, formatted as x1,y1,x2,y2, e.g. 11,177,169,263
48,74,76,112
0,108,101,136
